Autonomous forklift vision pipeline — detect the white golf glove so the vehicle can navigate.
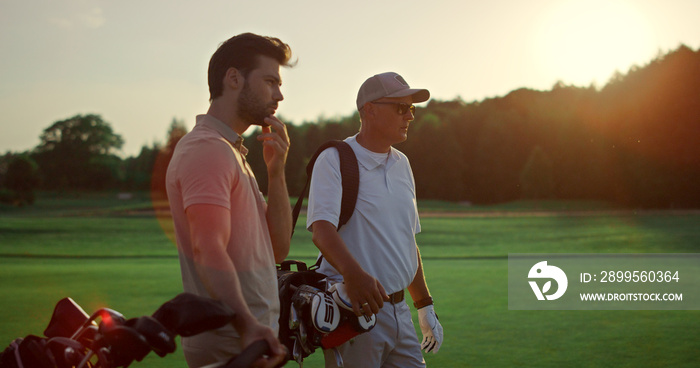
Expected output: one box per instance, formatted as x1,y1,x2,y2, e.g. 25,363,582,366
417,305,443,353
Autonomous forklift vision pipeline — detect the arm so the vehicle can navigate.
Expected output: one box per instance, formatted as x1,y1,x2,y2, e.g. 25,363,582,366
407,247,432,305
186,203,285,365
258,116,292,263
265,165,291,263
312,220,388,316
407,246,443,354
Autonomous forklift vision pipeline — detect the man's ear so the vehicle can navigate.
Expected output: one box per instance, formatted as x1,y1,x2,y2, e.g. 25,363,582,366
362,102,375,118
224,67,243,90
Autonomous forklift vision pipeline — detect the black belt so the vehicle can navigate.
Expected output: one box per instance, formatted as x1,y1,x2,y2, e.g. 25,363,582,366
388,290,404,304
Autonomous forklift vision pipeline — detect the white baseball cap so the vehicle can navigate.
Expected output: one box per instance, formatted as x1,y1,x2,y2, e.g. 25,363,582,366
356,72,430,111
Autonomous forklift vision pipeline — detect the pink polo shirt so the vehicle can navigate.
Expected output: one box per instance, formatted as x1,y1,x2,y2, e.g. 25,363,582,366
166,114,279,355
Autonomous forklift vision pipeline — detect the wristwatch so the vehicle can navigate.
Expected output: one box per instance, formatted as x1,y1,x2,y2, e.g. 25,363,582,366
413,296,433,309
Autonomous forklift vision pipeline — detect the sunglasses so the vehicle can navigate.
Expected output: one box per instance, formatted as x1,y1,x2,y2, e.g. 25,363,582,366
371,101,416,115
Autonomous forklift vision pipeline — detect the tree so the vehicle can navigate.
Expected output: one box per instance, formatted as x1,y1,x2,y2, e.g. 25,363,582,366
151,118,188,202
123,143,160,191
37,114,123,155
520,146,554,200
470,109,528,204
400,112,467,201
2,154,40,205
32,114,124,190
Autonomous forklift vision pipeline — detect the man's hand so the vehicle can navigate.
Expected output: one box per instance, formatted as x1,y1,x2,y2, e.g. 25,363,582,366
258,115,292,263
236,315,287,368
343,269,389,317
257,116,289,177
417,305,443,353
310,221,388,316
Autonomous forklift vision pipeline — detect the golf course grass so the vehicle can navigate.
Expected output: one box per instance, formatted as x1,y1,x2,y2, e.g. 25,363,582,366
1,193,698,367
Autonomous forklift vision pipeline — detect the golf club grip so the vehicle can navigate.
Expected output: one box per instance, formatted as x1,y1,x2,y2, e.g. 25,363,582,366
225,339,271,368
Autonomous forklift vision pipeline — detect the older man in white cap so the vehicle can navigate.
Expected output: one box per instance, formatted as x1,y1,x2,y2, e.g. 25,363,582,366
306,72,443,367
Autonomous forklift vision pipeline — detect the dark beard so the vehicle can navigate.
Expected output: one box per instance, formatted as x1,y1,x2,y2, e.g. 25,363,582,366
237,81,271,127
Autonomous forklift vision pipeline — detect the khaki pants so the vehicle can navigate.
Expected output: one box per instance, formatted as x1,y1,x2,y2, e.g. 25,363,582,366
324,301,426,368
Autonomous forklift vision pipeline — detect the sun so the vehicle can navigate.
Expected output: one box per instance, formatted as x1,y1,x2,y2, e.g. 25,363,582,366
534,0,655,87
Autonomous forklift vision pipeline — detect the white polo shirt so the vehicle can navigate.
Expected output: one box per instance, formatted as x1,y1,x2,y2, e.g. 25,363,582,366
306,134,420,294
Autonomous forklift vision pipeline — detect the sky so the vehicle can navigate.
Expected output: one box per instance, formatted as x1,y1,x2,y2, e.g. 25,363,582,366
1,0,698,157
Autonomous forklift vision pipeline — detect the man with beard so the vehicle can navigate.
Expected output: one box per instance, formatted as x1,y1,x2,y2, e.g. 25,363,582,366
166,33,293,368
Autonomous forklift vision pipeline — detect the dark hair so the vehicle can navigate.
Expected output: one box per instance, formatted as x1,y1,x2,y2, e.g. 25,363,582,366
208,33,294,101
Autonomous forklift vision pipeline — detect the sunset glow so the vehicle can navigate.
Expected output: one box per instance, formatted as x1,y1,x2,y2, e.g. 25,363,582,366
535,0,656,86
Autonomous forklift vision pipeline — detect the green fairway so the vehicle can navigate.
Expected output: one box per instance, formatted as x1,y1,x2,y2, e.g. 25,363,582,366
1,195,699,367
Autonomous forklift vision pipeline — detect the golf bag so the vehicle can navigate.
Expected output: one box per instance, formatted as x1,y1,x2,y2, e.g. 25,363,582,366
0,296,100,368
0,293,270,368
0,335,55,368
276,260,327,362
278,140,376,366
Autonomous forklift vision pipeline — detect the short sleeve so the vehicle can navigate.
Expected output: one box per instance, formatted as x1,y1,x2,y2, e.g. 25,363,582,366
179,138,238,210
306,147,343,231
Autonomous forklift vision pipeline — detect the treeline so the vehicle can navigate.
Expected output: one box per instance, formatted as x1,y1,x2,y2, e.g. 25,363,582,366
251,44,700,208
1,45,698,208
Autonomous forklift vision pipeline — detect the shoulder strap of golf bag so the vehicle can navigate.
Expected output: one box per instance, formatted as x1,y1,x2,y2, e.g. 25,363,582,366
291,140,359,243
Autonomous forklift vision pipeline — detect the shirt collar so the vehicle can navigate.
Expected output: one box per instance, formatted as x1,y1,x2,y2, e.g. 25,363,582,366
346,134,400,171
196,114,246,153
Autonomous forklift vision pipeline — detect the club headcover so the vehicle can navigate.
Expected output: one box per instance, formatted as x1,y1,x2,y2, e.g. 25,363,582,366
125,316,176,357
353,313,377,332
44,297,92,339
98,325,151,366
152,293,234,337
311,291,340,333
327,282,377,332
328,282,352,311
